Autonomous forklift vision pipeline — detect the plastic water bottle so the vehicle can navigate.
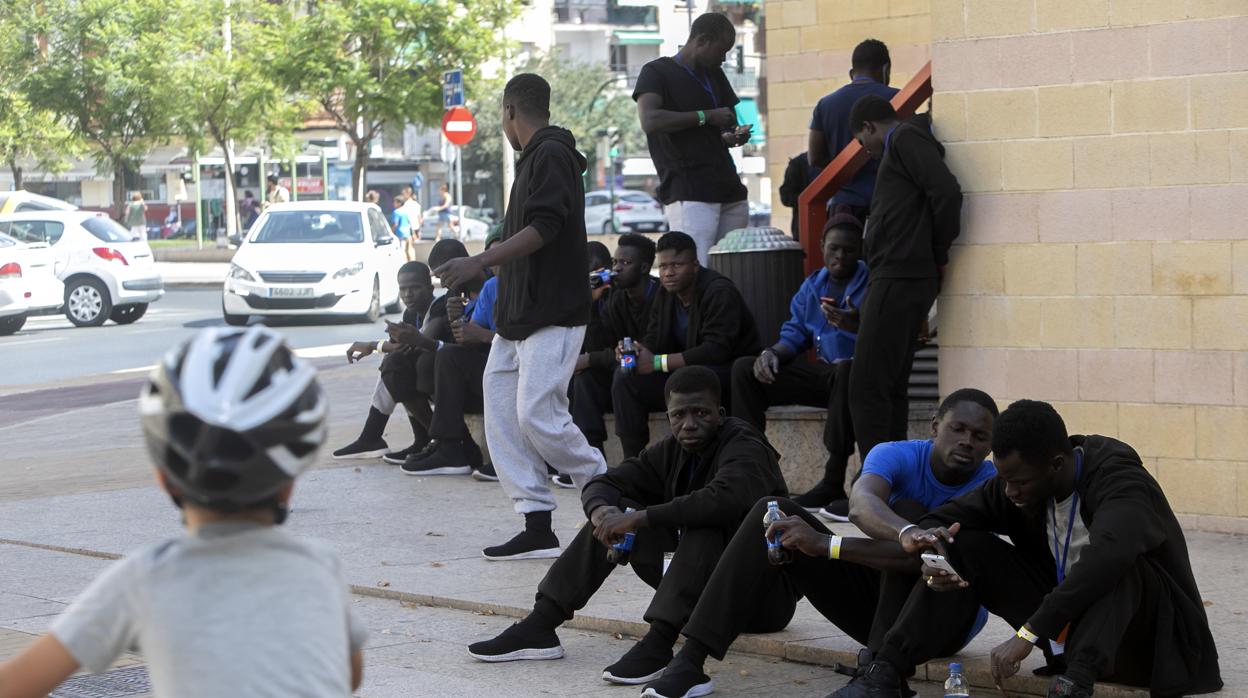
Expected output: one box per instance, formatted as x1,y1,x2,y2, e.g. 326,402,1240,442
619,337,637,375
762,501,792,565
944,662,970,697
606,507,636,566
589,269,615,289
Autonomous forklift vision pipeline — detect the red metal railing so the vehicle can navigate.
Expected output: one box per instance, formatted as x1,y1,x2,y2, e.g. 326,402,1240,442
798,62,933,274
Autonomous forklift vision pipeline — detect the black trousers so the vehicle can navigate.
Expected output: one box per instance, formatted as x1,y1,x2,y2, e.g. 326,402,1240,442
849,277,938,462
878,530,1160,689
380,348,437,429
570,367,614,451
681,497,977,661
535,509,797,635
428,344,488,440
612,365,733,458
730,357,855,492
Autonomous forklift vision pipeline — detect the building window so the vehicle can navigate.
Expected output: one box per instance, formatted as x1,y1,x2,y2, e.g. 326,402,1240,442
609,44,629,73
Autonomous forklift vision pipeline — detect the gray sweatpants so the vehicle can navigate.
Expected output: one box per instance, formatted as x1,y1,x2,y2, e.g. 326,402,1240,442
484,325,608,514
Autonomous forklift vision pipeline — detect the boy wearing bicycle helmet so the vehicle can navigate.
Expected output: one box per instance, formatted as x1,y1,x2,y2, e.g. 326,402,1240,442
0,326,367,698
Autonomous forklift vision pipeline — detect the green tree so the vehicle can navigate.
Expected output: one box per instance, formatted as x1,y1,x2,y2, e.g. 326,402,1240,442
0,86,80,191
9,0,184,217
276,0,520,200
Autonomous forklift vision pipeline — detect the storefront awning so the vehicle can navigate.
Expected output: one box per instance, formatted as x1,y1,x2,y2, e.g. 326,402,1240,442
613,30,662,45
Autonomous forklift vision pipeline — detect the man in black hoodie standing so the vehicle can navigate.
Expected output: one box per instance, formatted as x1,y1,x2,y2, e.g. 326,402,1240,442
847,95,962,463
436,74,608,561
838,400,1221,698
467,366,792,687
613,231,761,458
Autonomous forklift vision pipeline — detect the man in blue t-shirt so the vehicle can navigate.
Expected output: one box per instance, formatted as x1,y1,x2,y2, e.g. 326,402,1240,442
807,39,898,220
642,389,999,698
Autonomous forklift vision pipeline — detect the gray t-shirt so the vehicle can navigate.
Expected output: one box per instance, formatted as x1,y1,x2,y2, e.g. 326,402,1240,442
51,522,366,697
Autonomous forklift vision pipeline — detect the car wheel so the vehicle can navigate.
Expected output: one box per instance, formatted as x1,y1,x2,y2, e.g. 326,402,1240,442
0,313,26,336
602,220,614,235
109,303,148,325
64,277,112,327
360,277,381,323
222,300,248,326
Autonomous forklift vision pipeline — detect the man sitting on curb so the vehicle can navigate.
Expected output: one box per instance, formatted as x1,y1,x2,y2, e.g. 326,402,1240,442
468,366,790,688
644,389,999,698
837,400,1222,698
332,261,435,460
730,213,869,520
613,231,761,458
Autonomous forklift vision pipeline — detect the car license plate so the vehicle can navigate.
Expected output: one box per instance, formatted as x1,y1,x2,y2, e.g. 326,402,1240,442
269,287,315,298
636,223,656,232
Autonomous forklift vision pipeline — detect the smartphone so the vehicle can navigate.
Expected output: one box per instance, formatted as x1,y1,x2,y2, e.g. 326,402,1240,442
820,296,840,308
920,552,959,577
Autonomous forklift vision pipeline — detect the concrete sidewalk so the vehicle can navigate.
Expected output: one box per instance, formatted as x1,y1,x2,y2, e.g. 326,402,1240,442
0,366,1242,697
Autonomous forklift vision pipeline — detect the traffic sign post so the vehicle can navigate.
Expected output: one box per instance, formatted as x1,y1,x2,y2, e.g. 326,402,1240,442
442,70,464,110
441,106,476,240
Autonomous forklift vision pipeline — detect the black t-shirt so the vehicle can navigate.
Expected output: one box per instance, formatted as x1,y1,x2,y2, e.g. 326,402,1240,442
633,57,747,205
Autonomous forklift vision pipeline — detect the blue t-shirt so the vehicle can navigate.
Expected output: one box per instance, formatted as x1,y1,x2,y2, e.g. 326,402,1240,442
390,210,411,239
469,276,498,332
861,440,995,509
809,78,899,207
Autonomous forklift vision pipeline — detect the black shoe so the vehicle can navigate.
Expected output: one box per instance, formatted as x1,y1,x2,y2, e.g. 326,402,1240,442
482,528,561,561
602,636,673,685
331,437,388,460
381,439,429,465
817,499,851,523
1047,676,1093,698
550,472,575,489
467,622,564,662
641,656,713,698
825,661,905,698
472,461,499,482
793,479,843,510
400,439,480,476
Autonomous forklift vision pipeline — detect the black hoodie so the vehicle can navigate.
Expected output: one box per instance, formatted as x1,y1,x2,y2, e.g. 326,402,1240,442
865,122,963,280
642,267,761,366
495,126,590,340
921,436,1221,697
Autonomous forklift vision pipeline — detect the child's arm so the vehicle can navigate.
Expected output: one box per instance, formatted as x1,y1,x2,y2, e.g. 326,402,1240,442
350,650,364,691
0,634,80,698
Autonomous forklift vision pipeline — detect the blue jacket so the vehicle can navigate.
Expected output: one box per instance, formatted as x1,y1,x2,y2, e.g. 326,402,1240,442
776,260,869,363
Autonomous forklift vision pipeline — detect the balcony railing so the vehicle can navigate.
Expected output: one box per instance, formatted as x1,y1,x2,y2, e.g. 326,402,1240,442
554,1,657,26
725,67,758,93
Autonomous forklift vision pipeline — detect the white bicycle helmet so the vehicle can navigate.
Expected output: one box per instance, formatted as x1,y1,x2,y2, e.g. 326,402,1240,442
139,326,327,512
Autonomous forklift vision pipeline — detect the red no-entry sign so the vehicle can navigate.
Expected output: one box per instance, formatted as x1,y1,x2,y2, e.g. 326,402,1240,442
442,106,477,146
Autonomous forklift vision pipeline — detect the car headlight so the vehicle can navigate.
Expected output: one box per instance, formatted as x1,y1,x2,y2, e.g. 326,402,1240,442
228,264,255,282
333,262,364,279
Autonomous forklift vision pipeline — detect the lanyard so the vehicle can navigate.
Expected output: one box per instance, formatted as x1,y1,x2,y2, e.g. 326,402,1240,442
676,58,718,109
1050,449,1083,585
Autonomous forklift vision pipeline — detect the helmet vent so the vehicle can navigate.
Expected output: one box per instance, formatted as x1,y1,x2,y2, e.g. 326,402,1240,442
201,468,240,493
169,413,200,448
215,430,255,460
164,447,189,477
287,439,317,458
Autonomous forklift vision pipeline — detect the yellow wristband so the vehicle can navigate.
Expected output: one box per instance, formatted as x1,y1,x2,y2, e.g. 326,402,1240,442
660,354,670,373
376,339,385,352
1016,625,1040,644
827,535,842,560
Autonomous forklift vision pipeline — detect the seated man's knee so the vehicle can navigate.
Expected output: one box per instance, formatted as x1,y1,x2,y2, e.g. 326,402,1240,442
731,355,756,384
890,499,928,524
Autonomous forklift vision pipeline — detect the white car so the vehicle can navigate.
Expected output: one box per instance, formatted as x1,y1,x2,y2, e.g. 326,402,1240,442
584,189,667,235
0,190,78,215
0,211,163,327
0,232,64,335
222,201,404,325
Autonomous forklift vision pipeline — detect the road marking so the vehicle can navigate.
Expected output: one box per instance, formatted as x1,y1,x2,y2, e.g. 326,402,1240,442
105,343,349,376
0,337,59,347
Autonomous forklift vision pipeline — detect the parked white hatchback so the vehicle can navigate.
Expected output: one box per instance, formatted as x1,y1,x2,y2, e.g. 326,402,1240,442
0,232,64,335
222,201,404,325
0,211,163,327
584,189,667,235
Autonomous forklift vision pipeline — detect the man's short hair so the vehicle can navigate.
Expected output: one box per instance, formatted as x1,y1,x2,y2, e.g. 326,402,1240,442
266,175,278,185
991,400,1072,466
849,94,897,133
398,261,431,283
936,388,1000,421
504,73,551,119
664,365,722,405
428,239,469,270
851,39,890,72
656,231,697,257
822,212,864,243
689,12,736,45
617,232,657,268
587,240,612,270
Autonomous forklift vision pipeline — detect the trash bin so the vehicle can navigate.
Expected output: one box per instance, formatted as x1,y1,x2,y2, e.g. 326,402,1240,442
708,227,805,340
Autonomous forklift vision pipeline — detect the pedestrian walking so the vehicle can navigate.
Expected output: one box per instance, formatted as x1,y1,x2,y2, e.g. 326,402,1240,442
124,192,148,240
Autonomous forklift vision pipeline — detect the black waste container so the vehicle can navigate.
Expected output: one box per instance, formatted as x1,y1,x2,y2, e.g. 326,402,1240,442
708,227,806,341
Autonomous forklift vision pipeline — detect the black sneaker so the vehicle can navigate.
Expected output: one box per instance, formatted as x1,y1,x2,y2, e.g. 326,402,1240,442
817,499,851,523
793,479,843,510
467,622,564,662
1047,676,1093,698
381,439,429,465
331,437,388,460
550,472,575,489
400,439,479,476
825,661,905,698
641,656,713,698
482,529,561,561
472,461,499,482
602,636,673,685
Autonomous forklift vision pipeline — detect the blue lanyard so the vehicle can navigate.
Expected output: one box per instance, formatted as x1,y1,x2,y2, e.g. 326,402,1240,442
676,58,718,109
1050,449,1083,585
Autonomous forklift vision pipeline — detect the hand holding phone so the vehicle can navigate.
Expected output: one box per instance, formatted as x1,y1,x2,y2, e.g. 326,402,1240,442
920,552,958,576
